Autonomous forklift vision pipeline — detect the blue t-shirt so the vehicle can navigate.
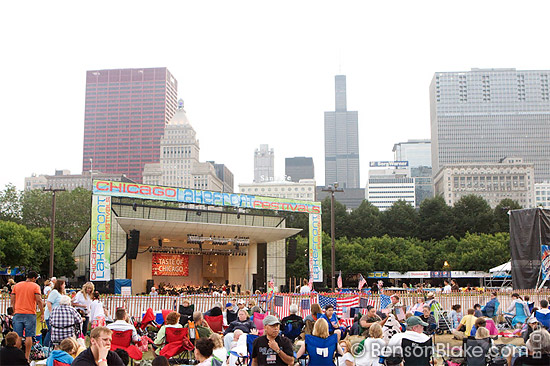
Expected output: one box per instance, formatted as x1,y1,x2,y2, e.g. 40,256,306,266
45,289,61,320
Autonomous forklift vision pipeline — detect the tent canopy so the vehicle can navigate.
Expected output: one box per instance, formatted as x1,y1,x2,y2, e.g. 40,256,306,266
490,261,511,273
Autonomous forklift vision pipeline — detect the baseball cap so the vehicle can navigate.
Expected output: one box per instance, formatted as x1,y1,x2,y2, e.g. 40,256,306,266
528,317,539,324
226,303,233,308
406,316,428,327
263,315,281,326
237,299,246,304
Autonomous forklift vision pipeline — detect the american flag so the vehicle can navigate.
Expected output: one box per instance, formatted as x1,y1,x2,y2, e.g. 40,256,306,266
336,295,359,318
308,273,314,291
380,293,391,309
300,298,311,317
358,274,367,291
360,297,375,308
273,295,291,318
318,295,337,310
337,271,343,289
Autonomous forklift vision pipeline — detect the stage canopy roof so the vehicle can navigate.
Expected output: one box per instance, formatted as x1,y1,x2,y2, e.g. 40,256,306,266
116,217,302,244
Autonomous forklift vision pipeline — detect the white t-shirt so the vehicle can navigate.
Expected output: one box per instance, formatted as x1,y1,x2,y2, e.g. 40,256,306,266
89,299,105,322
443,285,452,294
338,352,355,366
107,319,141,342
73,292,93,316
300,285,311,294
355,338,385,366
213,347,227,363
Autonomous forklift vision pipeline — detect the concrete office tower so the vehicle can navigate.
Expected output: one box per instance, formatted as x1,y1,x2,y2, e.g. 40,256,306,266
82,67,178,183
142,100,224,191
324,75,360,188
285,157,314,182
430,68,550,182
254,144,274,183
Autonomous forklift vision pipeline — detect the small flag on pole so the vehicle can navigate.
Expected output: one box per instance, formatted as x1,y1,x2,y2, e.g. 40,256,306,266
358,273,367,291
308,273,314,291
337,271,343,289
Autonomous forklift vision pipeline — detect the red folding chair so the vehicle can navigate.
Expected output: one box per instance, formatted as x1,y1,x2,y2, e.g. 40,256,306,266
204,315,224,333
110,330,143,361
159,326,194,359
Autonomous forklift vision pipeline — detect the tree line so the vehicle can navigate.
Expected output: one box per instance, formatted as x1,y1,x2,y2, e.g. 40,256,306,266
284,195,521,283
0,184,90,276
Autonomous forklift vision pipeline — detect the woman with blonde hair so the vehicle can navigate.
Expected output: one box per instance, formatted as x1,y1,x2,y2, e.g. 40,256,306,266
338,338,355,366
355,323,385,366
72,282,95,336
296,319,343,365
209,333,227,363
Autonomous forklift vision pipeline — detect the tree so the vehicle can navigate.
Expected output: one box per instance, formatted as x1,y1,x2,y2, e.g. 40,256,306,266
453,195,494,237
21,188,92,245
451,232,510,272
380,200,419,238
0,183,22,223
418,196,455,241
0,221,77,277
348,200,382,238
494,199,522,233
286,235,309,280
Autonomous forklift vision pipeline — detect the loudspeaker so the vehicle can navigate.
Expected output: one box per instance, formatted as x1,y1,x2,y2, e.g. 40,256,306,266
287,238,297,263
127,230,140,260
146,279,154,293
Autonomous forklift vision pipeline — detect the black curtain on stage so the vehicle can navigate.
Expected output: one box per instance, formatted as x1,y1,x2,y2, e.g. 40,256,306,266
510,208,550,289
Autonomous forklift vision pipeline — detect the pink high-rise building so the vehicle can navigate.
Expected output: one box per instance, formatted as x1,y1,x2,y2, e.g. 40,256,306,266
82,67,178,182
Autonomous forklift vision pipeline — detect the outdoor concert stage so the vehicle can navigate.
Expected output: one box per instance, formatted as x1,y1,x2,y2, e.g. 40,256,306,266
73,180,312,294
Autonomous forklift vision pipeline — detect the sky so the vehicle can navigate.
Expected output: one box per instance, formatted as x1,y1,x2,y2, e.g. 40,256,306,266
2,0,550,191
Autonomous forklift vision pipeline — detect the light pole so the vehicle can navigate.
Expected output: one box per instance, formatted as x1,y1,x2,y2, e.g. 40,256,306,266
89,158,93,189
322,183,344,291
44,187,66,278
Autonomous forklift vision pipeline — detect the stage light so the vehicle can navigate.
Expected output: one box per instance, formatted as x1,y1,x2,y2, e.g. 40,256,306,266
237,213,241,219
196,211,201,216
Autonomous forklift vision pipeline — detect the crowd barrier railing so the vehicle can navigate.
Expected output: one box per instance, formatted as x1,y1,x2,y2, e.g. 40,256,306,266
1,289,549,320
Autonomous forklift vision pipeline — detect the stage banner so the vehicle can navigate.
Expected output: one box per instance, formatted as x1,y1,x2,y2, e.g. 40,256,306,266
152,254,189,276
309,213,323,282
541,245,550,280
93,180,321,214
90,195,111,281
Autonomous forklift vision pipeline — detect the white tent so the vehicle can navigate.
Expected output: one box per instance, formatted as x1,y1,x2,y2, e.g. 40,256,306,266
489,261,511,273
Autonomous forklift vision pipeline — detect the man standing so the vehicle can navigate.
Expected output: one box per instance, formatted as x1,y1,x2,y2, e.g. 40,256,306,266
72,326,124,366
442,280,452,294
10,271,44,361
251,315,294,366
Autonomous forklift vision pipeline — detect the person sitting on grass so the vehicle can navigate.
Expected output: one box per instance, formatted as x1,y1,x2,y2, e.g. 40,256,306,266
46,337,79,366
0,332,28,366
71,326,125,366
154,311,183,354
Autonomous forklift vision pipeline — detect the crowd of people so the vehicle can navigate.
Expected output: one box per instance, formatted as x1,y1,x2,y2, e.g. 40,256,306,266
149,282,244,296
3,273,550,365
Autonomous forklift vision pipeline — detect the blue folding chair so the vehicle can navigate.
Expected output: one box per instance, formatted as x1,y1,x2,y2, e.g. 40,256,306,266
535,311,550,329
304,333,338,366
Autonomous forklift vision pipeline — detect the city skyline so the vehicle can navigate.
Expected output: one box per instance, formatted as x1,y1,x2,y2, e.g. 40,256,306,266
3,1,550,191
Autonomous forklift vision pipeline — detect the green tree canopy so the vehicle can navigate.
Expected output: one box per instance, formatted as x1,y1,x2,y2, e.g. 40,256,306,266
493,198,522,233
380,200,419,238
348,200,382,238
0,220,77,277
0,183,22,223
418,196,455,241
453,194,495,237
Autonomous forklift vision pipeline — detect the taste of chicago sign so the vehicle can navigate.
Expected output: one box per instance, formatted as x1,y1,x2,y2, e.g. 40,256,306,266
152,253,189,276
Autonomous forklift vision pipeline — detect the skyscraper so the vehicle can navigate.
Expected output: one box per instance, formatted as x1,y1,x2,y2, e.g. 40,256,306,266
285,157,314,182
254,144,274,183
430,68,550,182
324,75,360,188
392,140,432,168
142,100,225,192
82,67,178,183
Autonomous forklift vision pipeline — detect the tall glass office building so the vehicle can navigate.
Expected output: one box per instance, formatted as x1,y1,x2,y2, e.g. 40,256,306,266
430,68,550,182
324,75,360,188
82,68,178,183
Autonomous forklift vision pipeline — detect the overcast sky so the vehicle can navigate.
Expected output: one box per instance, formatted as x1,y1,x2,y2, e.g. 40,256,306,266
2,0,550,191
